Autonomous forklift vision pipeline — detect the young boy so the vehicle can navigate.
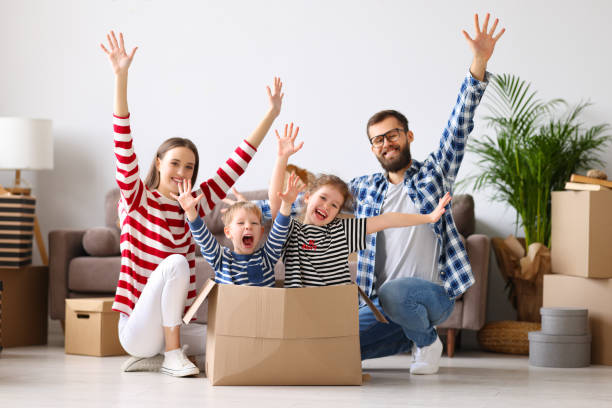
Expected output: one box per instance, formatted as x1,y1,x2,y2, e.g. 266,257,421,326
173,176,304,286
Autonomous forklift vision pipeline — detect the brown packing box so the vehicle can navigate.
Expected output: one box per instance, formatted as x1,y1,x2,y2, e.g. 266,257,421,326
183,280,387,385
65,297,126,356
0,266,48,347
543,274,612,365
550,190,612,278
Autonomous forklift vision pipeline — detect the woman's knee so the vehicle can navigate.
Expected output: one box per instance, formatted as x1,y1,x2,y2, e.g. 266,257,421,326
160,254,190,281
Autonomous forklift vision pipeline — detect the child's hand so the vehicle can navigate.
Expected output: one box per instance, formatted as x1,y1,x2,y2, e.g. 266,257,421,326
428,192,452,223
278,172,305,205
220,187,247,214
275,123,303,159
170,179,204,222
100,31,138,76
267,77,284,117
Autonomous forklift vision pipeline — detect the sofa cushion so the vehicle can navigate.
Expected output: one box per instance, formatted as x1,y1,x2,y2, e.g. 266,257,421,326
451,194,475,238
82,227,120,256
69,256,122,292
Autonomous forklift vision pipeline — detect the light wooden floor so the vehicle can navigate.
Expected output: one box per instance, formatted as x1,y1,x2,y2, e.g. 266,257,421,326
1,322,611,408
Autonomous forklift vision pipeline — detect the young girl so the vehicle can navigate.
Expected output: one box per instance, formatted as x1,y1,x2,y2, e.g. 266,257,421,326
100,31,284,377
268,124,451,287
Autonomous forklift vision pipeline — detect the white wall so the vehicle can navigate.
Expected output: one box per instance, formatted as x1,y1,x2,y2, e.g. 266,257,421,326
1,0,611,338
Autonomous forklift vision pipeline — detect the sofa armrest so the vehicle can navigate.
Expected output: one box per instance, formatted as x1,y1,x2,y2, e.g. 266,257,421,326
49,230,87,320
461,233,490,330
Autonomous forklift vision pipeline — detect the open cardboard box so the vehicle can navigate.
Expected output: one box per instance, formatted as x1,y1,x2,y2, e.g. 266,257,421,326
183,280,387,385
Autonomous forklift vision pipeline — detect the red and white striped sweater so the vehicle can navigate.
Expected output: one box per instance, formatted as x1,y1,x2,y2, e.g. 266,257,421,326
112,114,256,316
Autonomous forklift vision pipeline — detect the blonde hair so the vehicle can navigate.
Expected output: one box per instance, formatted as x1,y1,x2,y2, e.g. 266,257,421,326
222,201,263,226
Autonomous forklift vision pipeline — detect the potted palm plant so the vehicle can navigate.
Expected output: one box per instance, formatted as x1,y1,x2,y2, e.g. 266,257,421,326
465,73,611,321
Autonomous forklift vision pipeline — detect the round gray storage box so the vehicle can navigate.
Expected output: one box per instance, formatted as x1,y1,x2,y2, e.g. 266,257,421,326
528,331,591,368
541,307,588,336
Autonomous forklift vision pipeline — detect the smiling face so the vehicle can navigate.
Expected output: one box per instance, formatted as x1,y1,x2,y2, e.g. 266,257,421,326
155,146,196,198
368,116,414,173
303,185,345,226
223,208,265,255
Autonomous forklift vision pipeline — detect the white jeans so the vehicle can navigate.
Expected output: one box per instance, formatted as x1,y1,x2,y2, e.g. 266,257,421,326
118,254,206,357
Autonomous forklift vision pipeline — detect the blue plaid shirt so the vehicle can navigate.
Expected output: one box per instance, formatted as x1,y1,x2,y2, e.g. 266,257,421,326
258,72,489,301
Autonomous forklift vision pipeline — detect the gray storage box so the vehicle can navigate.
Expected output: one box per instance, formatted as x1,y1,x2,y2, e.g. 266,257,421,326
528,331,591,368
541,307,588,336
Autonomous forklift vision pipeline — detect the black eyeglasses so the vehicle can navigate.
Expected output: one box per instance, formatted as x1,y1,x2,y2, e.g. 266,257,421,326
369,128,407,147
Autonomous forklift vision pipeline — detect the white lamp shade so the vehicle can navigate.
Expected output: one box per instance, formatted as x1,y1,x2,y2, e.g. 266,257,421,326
0,117,54,170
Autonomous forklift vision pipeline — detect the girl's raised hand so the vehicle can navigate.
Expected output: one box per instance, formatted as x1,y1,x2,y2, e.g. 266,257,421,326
266,77,284,117
278,172,305,205
428,192,452,223
275,123,303,159
170,179,204,220
100,31,138,76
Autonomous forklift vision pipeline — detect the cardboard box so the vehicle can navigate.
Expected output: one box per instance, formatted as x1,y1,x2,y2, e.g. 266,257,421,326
0,266,47,347
550,190,612,278
183,280,386,385
65,297,126,356
543,274,612,365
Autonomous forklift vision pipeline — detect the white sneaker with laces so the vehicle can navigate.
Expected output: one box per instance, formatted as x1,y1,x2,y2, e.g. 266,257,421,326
410,336,443,375
121,355,164,372
160,347,199,377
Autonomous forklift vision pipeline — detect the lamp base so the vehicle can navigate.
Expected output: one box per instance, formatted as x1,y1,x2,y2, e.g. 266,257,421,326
4,186,32,196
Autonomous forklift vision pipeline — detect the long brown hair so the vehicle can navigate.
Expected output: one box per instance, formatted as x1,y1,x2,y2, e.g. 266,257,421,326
144,138,199,190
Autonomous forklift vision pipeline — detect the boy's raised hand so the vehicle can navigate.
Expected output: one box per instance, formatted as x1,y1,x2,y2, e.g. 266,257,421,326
428,192,452,223
278,172,305,205
100,31,138,76
170,179,204,222
267,77,284,117
275,123,303,159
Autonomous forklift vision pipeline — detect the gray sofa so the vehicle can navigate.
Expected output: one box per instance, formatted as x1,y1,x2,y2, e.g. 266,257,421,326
49,189,489,356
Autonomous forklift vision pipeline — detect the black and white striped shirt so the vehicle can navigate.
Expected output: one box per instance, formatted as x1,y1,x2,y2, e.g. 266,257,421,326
282,217,367,287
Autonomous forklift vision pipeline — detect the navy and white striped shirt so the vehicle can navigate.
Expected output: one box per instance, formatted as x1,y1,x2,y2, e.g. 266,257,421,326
188,213,290,286
282,217,367,287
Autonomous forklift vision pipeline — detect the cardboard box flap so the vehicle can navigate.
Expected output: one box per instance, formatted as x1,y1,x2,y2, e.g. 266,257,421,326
66,297,114,313
183,278,216,323
357,286,388,323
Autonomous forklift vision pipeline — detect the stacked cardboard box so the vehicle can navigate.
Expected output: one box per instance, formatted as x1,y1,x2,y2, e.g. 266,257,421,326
0,196,35,267
544,190,612,365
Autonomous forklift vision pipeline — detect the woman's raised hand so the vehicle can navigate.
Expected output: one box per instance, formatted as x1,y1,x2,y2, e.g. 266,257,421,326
267,77,284,117
100,31,138,76
275,123,303,159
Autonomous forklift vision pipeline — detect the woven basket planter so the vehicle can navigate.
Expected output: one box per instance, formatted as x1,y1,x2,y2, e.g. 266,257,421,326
478,320,541,355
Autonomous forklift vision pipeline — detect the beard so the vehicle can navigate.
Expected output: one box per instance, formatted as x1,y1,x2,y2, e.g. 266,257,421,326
376,143,412,173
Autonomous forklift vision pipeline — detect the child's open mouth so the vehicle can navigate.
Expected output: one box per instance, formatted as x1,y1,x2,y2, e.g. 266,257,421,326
242,234,254,247
314,209,327,221
172,177,184,184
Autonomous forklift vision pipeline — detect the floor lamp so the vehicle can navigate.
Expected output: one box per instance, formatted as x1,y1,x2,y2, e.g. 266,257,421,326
0,117,54,266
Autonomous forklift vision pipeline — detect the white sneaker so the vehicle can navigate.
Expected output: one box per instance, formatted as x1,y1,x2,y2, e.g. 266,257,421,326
160,347,200,377
121,355,163,372
410,336,443,375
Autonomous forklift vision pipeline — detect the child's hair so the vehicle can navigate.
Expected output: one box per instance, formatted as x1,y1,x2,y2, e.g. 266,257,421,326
286,163,315,189
144,138,199,189
307,174,353,213
222,201,263,226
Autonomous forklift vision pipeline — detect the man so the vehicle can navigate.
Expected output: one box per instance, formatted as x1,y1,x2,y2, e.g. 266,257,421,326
352,13,504,374
234,13,505,375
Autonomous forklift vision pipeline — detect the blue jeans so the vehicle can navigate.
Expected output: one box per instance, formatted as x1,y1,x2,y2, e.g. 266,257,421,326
359,277,455,360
